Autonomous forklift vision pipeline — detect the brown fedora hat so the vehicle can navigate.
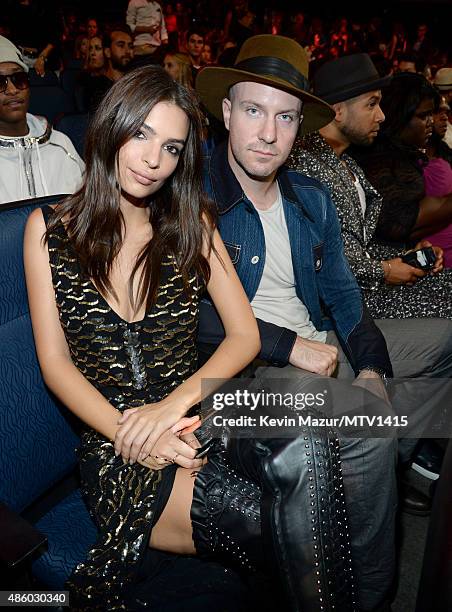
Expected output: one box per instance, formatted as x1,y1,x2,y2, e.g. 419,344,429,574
313,53,392,104
434,67,452,92
195,34,335,136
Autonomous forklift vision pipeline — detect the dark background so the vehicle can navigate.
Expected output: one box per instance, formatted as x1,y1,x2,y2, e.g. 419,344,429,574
67,0,451,51
3,0,451,53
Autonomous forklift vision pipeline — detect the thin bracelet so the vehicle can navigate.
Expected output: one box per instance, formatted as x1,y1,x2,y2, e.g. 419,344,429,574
382,260,391,279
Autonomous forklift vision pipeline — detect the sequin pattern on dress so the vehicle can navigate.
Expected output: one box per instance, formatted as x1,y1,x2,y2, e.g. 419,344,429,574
43,206,203,610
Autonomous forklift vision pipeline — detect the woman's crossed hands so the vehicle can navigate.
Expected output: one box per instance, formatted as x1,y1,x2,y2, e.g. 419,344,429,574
115,402,203,470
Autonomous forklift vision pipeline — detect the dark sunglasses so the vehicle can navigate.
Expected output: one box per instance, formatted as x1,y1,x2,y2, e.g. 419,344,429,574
0,72,30,94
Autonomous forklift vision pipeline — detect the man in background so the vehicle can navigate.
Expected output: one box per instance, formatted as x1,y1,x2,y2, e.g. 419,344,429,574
291,53,452,492
186,29,204,73
434,67,452,147
126,0,168,56
0,35,84,204
85,25,134,113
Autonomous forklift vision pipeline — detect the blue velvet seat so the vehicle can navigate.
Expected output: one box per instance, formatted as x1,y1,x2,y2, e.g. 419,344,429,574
0,195,96,588
28,86,74,124
54,113,89,159
59,69,82,112
28,68,60,88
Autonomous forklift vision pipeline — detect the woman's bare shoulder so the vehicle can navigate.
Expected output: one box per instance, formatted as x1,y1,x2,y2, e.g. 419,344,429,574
26,202,65,232
26,206,46,232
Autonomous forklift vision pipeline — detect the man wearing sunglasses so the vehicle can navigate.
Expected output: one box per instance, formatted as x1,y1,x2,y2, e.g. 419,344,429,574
0,36,84,205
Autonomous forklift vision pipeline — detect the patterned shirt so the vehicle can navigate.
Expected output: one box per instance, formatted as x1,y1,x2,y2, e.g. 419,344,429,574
289,132,452,319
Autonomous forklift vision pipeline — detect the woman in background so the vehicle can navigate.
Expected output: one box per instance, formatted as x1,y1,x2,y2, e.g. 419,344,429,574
423,92,452,266
87,35,104,75
76,34,105,111
163,51,194,88
352,72,452,318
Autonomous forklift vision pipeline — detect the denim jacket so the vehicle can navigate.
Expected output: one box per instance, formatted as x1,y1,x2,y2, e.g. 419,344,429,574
198,141,392,377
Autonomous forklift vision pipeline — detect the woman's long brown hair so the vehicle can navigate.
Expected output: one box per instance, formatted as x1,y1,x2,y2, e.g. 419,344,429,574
46,65,216,313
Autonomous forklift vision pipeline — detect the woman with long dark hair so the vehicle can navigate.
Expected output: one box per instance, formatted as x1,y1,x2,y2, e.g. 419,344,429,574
23,65,352,610
24,63,258,607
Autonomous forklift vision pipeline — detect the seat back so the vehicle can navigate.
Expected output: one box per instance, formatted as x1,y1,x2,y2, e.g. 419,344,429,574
29,86,74,123
60,68,81,95
54,113,89,159
59,69,82,112
28,69,60,88
0,196,80,513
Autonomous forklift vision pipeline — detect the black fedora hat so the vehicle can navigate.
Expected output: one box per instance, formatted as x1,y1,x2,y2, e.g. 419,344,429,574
196,35,335,136
313,53,392,105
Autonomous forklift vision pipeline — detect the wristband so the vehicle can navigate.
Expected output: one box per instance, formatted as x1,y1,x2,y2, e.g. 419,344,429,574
359,366,390,388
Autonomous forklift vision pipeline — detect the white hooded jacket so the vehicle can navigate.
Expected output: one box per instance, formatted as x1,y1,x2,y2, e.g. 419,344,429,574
0,113,85,204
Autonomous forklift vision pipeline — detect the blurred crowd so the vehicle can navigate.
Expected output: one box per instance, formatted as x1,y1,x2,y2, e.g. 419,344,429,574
1,1,450,84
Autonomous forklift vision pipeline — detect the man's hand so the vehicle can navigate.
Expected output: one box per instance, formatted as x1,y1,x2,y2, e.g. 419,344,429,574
34,55,46,77
353,370,390,405
414,239,444,274
289,336,338,376
382,258,427,285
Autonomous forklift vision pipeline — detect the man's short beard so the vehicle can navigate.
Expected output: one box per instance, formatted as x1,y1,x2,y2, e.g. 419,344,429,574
111,57,130,71
229,144,279,183
341,123,374,147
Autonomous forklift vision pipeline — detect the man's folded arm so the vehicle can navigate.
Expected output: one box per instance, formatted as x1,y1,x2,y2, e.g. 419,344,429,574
197,299,297,367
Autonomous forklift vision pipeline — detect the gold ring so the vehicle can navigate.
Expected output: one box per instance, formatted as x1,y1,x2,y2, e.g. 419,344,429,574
170,453,179,464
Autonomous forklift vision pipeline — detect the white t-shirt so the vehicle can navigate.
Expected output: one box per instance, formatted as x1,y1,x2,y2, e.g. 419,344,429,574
353,173,367,241
251,188,327,343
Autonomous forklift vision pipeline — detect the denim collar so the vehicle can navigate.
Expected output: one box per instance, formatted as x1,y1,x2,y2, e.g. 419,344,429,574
208,140,307,217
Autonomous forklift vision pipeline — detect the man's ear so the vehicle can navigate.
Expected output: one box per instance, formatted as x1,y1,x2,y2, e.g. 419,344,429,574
104,48,111,60
332,101,345,122
222,97,231,131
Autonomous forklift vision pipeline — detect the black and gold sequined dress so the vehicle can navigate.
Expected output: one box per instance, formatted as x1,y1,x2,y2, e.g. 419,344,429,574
42,206,203,610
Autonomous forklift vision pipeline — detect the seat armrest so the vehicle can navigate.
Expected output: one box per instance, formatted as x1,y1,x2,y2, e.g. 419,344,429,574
0,503,47,567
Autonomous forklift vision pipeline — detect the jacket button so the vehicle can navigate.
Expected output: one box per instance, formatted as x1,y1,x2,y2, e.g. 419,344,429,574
251,256,259,264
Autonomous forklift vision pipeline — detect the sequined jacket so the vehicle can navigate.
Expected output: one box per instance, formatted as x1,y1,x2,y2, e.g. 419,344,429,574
290,133,452,320
289,132,386,291
198,141,392,377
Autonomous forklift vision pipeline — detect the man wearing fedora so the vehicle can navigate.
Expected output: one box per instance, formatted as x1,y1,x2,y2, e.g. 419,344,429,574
291,54,452,493
434,67,452,147
196,36,397,612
